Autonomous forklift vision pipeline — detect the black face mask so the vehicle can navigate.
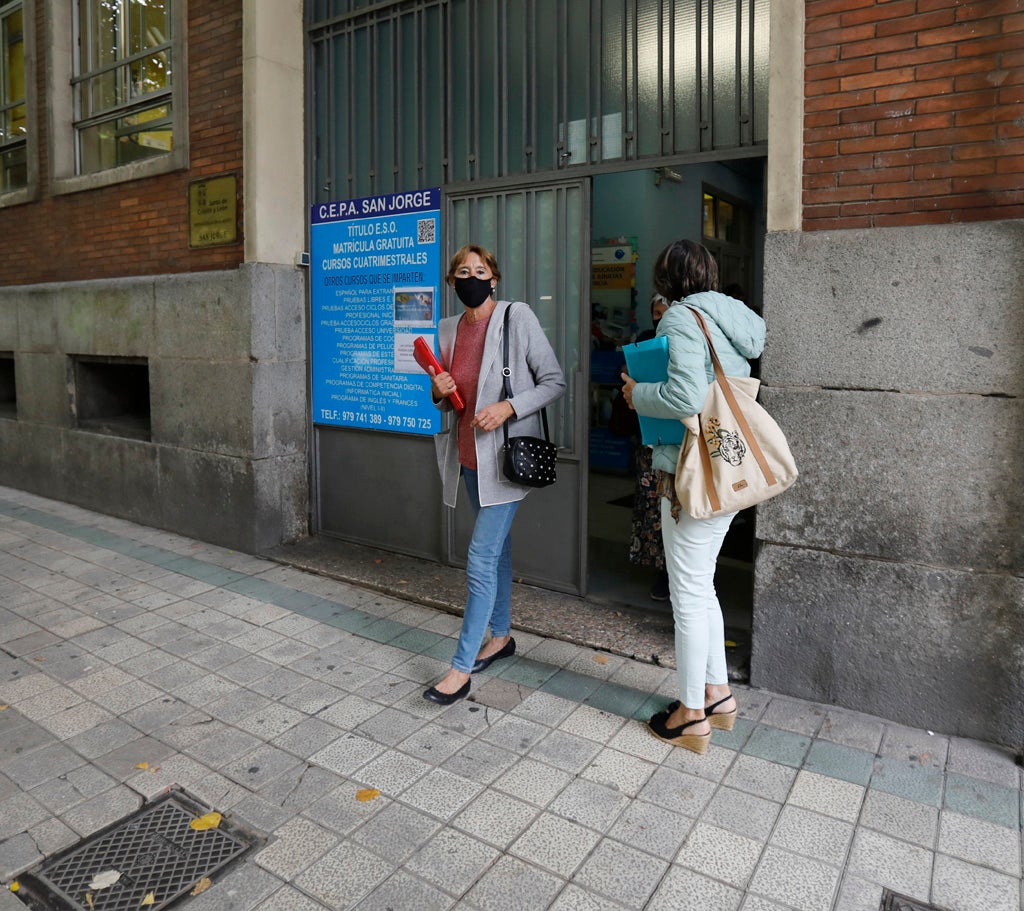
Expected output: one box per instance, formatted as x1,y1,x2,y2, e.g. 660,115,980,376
454,276,494,309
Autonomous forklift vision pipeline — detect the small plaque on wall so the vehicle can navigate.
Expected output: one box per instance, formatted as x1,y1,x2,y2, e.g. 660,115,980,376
188,175,238,247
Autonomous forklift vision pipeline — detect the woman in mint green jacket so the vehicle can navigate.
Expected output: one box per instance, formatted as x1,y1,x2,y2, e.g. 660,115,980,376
621,240,765,754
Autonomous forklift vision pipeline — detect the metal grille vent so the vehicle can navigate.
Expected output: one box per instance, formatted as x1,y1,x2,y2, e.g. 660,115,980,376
21,793,253,911
880,890,951,911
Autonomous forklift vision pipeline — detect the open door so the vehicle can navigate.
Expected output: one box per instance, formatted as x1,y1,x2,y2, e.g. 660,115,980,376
444,180,590,594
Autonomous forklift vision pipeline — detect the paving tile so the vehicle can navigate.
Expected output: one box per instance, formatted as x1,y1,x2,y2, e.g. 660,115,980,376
453,788,540,850
639,766,718,818
858,789,938,849
294,839,397,908
583,682,652,718
802,739,874,786
606,800,694,861
352,869,455,911
558,705,629,744
271,717,346,759
930,853,1020,911
573,839,669,907
581,746,657,798
759,697,826,737
739,896,797,911
61,785,141,837
877,724,947,768
258,763,346,814
663,738,738,783
349,800,441,864
1,741,84,791
549,777,631,832
531,729,604,774
302,781,390,836
221,743,302,789
182,864,281,911
769,805,854,867
511,690,578,727
442,740,519,785
494,757,574,809
511,812,602,877
606,720,674,764
353,747,431,796
0,791,50,839
944,771,1020,829
867,757,943,808
945,737,1022,789
0,831,43,881
355,706,430,748
937,809,1020,877
722,754,797,804
463,855,564,911
747,846,840,911
479,714,552,757
549,884,630,911
396,721,472,765
845,828,932,897
675,822,763,889
407,826,502,895
401,768,484,821
742,724,811,768
646,865,742,911
702,786,782,842
253,886,334,911
254,816,340,878
830,874,884,911
787,770,865,823
497,657,561,689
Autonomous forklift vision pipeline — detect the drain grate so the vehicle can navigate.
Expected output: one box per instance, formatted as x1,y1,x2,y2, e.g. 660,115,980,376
880,890,951,911
17,791,255,911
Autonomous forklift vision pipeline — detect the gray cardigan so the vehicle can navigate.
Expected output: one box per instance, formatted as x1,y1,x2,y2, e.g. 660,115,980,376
434,300,566,507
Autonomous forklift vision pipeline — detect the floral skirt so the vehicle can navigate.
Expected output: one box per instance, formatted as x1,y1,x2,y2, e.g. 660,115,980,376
628,445,665,569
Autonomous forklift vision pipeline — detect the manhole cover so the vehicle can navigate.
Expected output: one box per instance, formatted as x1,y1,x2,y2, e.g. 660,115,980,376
16,791,256,911
880,890,951,911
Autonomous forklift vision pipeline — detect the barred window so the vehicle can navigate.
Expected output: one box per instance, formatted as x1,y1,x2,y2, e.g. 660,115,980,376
74,0,173,175
0,0,26,192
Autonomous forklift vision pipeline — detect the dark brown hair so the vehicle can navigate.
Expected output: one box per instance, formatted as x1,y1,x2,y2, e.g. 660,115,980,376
652,239,719,302
446,244,502,284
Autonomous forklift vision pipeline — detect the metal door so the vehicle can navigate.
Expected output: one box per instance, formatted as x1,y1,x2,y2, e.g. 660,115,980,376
444,180,589,594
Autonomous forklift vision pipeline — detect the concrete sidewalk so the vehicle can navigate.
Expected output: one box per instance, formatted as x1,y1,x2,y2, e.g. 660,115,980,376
0,486,1020,911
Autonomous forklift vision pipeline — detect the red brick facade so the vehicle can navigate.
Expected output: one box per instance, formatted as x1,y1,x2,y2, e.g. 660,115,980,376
804,0,1024,230
0,1,244,286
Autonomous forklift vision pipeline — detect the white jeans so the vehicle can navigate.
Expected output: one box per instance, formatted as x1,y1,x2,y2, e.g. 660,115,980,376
660,498,737,709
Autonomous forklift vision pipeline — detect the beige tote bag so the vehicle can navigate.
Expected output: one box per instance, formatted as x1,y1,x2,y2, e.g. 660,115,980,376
675,308,798,519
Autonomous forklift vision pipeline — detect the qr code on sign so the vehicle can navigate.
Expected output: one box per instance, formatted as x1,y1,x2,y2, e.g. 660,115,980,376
417,218,436,245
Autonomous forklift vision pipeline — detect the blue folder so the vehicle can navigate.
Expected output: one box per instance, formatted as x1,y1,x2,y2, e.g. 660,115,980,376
622,336,685,446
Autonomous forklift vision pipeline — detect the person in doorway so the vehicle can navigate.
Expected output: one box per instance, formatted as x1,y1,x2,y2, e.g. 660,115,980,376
620,240,764,753
425,244,566,705
628,293,671,601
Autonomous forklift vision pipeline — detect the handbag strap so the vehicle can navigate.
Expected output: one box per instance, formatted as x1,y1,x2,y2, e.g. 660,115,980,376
501,304,551,446
686,307,777,488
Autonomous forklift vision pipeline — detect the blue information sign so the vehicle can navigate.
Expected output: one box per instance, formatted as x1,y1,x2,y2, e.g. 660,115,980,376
310,188,443,435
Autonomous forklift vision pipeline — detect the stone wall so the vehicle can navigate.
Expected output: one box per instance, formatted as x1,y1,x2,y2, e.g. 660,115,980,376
754,219,1024,747
0,264,308,553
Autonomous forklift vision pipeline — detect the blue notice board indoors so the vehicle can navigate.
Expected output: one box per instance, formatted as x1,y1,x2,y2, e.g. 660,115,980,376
310,188,443,435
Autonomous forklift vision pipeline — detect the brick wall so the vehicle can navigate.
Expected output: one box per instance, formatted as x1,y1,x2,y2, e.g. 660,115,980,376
0,1,244,285
803,0,1024,230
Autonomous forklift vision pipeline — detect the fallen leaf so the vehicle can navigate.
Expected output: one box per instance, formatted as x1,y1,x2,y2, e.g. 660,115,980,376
191,878,212,896
33,656,45,662
189,812,222,831
355,788,381,802
724,640,737,648
141,892,156,906
0,705,8,711
135,762,149,770
85,894,95,909
374,558,384,564
9,882,18,892
592,654,608,665
89,870,122,890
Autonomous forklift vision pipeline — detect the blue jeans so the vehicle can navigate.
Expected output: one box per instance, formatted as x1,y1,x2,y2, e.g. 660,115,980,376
451,469,520,673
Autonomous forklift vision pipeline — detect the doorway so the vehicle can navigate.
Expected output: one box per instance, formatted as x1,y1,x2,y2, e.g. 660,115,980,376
585,157,765,680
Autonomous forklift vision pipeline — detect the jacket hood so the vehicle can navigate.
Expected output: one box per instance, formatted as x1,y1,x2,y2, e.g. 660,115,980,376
665,290,765,360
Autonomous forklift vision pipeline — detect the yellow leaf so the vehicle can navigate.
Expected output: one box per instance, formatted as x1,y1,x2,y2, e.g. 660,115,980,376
355,788,381,802
592,654,608,665
9,882,18,892
191,878,212,896
141,893,156,906
0,705,9,711
724,640,737,648
189,812,222,831
135,762,149,770
86,894,94,909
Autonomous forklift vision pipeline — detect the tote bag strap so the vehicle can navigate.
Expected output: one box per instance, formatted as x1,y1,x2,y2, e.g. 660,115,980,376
501,304,550,448
687,307,777,488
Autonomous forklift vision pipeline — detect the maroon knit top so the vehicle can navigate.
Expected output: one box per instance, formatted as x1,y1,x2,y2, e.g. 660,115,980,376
450,313,491,469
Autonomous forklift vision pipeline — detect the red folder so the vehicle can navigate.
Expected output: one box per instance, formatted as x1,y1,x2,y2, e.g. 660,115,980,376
413,337,465,411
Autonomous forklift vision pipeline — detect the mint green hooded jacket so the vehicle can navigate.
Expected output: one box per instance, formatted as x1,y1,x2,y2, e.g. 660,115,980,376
630,290,766,474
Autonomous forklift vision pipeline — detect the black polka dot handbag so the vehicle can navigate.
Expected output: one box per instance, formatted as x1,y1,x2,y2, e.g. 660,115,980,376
500,307,558,488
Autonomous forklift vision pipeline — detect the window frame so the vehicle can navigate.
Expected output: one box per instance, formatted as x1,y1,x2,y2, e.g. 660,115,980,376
0,0,37,206
46,0,188,195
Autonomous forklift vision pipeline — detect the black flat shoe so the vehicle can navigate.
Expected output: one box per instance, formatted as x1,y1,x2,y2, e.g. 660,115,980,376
423,679,471,705
471,637,516,673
